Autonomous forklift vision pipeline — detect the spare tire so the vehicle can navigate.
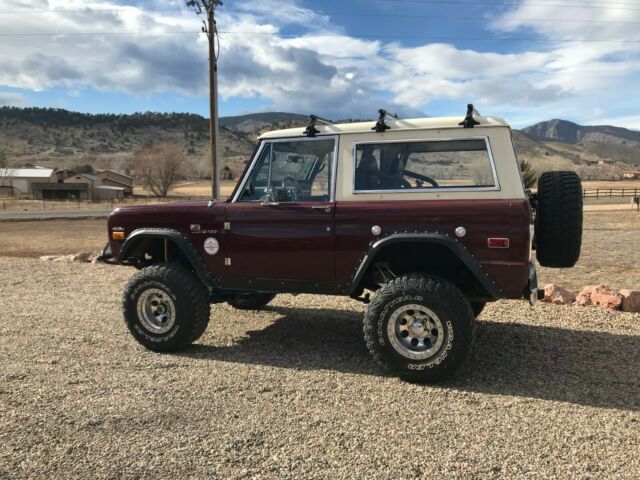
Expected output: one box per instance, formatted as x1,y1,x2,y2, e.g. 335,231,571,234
535,171,583,268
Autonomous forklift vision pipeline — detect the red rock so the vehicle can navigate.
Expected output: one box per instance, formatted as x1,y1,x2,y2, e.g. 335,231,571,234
542,284,576,305
576,285,622,310
620,289,640,313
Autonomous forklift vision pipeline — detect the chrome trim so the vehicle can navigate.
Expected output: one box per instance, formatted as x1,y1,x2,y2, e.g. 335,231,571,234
232,135,339,203
232,140,268,203
351,136,501,194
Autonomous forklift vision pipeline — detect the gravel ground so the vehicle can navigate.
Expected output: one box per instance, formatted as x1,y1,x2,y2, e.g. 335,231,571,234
1,258,639,479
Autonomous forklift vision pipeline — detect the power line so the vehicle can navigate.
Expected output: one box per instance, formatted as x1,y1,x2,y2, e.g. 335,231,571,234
3,0,640,14
0,6,639,26
373,0,640,10
1,30,639,44
323,12,640,25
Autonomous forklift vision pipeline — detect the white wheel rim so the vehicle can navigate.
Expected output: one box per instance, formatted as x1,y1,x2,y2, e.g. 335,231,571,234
136,288,176,334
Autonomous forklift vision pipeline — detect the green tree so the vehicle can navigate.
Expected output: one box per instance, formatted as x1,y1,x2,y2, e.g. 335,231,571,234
520,160,538,190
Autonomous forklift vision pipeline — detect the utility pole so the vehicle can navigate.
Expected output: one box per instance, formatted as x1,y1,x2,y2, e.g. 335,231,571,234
187,0,223,199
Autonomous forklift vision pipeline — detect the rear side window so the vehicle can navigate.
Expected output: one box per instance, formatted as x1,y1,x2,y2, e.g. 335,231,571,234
354,138,497,192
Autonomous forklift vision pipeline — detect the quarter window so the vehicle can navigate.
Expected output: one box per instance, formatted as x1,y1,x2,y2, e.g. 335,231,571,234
354,139,497,192
240,138,336,202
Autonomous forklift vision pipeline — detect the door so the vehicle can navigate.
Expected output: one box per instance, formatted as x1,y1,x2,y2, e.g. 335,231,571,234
226,136,337,281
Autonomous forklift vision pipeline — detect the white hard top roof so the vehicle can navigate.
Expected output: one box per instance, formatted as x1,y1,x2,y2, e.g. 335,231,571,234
0,168,54,178
259,115,509,139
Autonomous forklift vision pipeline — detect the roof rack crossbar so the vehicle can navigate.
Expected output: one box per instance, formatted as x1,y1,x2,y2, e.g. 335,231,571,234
459,103,480,128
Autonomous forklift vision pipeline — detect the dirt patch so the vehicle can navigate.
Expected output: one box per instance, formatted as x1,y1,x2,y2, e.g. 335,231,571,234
0,219,107,258
537,210,640,291
0,258,638,478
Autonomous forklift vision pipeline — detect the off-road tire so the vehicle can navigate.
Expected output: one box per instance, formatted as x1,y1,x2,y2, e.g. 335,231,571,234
227,293,277,310
471,301,486,318
535,171,583,268
363,274,474,383
123,263,210,352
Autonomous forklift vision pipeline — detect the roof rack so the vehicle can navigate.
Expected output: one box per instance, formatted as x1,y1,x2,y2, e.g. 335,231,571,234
304,114,333,137
372,109,398,133
459,104,480,128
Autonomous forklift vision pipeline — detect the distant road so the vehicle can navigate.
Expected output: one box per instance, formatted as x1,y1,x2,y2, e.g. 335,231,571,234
0,209,113,221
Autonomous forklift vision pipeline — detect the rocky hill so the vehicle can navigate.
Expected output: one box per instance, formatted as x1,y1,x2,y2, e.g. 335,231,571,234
523,119,640,147
0,107,308,179
0,107,638,181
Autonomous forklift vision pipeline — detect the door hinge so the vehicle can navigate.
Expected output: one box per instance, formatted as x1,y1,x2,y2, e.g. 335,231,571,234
225,257,232,266
224,222,231,231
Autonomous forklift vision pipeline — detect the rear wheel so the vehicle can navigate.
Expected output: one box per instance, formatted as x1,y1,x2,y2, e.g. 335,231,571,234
535,171,583,268
471,301,486,318
123,263,210,352
363,274,474,383
227,293,277,310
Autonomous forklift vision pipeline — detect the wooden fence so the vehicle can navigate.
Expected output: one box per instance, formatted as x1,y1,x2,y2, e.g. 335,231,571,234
582,188,639,199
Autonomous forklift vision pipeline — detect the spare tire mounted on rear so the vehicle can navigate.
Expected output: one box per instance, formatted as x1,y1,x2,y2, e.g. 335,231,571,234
534,171,583,268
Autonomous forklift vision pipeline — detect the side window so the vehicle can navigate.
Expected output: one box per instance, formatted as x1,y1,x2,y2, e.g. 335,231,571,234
239,138,336,202
354,139,497,191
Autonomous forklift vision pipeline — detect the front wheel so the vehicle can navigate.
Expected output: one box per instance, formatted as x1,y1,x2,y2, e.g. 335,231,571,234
363,274,474,383
123,263,210,352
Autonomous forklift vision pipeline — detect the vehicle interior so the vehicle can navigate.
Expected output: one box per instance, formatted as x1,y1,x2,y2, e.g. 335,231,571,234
240,138,335,203
354,139,495,191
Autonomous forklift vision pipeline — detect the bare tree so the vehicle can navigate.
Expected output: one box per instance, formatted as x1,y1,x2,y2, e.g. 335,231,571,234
133,143,185,197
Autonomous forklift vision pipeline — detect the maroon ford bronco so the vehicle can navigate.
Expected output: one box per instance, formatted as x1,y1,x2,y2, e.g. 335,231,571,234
107,107,583,382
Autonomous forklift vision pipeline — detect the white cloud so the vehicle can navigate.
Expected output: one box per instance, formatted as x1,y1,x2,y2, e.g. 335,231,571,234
0,0,637,125
0,91,24,106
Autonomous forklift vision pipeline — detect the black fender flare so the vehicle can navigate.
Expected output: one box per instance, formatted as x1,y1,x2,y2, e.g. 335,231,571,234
345,233,505,299
119,228,218,288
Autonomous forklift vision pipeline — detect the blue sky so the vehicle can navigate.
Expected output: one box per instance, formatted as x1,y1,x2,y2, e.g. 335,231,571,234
0,0,640,128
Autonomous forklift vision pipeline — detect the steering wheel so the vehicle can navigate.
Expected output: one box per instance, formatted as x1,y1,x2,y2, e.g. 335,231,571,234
404,170,439,188
282,176,296,188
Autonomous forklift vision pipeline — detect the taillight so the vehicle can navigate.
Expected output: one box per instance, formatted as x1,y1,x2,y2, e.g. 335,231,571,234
488,238,510,249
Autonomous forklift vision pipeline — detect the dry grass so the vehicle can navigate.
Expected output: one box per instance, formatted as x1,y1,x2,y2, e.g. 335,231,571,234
582,180,640,190
134,180,237,198
537,210,640,291
0,219,108,257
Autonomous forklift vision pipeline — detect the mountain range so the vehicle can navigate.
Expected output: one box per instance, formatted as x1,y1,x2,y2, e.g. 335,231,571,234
0,108,638,181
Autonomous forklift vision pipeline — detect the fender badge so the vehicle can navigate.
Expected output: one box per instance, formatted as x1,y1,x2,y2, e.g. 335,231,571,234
204,237,220,256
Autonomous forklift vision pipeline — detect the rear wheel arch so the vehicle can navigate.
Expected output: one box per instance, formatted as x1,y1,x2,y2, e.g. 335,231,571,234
348,234,503,301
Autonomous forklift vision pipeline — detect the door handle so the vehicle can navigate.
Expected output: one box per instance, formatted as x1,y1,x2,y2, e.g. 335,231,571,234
311,205,332,212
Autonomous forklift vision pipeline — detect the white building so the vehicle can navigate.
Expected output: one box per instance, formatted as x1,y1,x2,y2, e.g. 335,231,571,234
0,168,56,195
